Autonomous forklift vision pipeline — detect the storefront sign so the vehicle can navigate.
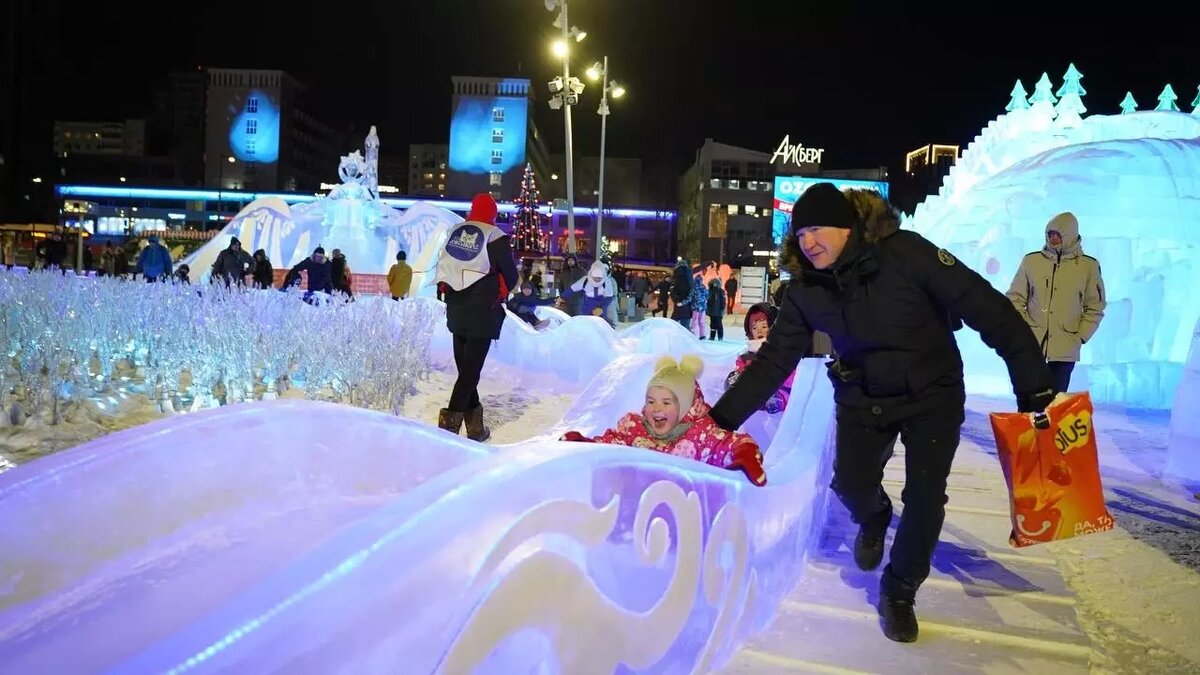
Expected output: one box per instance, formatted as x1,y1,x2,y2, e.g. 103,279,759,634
770,135,824,168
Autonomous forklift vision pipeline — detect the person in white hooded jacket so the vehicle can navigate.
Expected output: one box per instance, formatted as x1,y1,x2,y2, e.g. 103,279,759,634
1006,212,1106,393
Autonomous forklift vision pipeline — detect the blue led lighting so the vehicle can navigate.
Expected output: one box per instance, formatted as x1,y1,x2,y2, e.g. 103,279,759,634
55,185,677,219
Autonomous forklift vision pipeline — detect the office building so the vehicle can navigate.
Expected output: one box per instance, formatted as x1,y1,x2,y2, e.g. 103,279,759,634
203,68,341,192
447,76,552,200
408,144,448,197
678,139,776,264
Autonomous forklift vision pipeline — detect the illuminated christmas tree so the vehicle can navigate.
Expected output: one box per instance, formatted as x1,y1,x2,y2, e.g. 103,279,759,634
1191,86,1200,115
1006,80,1030,112
1155,84,1179,111
1119,92,1138,115
512,163,547,253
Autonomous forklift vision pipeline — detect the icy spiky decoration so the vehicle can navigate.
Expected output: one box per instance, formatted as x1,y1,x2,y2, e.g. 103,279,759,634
0,269,437,426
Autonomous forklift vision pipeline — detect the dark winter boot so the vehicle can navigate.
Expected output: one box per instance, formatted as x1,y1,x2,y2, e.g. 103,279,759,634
854,503,892,571
438,408,464,435
464,405,491,443
878,567,919,643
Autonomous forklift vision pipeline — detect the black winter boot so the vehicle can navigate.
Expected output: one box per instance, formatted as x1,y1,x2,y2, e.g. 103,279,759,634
437,409,464,435
464,405,491,443
854,503,892,571
878,567,919,643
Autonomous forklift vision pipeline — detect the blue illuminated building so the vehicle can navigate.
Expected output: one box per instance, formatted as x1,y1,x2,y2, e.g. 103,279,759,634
203,69,340,193
448,77,553,200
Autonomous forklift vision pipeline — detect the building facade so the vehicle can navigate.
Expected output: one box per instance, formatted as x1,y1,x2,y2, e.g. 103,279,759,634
408,144,448,197
893,143,958,214
678,139,776,264
447,76,552,201
203,68,341,192
53,120,146,156
543,154,642,207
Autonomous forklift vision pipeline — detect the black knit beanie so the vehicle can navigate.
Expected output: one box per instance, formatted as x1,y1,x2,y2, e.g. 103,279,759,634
790,183,857,231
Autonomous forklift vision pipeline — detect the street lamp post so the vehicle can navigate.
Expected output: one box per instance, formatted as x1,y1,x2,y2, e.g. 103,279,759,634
586,57,625,259
545,0,586,255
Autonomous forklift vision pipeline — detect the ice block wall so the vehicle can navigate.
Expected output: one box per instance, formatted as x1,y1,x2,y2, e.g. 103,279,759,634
1167,314,1200,482
910,111,1200,408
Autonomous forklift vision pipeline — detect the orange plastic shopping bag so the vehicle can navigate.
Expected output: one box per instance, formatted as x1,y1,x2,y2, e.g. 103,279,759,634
989,392,1114,548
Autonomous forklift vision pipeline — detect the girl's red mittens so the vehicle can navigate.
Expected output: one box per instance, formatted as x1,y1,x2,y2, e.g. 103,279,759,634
726,440,767,486
560,431,595,443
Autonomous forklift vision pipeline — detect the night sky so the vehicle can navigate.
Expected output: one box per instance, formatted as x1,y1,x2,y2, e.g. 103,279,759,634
44,0,1200,174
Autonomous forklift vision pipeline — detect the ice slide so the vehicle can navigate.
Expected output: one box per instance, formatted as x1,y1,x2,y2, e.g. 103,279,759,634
0,306,836,674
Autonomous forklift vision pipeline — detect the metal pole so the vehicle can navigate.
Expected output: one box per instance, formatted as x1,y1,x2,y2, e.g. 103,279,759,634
596,55,608,258
562,1,577,254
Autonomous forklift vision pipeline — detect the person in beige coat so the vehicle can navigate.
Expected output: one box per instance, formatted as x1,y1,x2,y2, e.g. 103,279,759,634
1007,212,1106,393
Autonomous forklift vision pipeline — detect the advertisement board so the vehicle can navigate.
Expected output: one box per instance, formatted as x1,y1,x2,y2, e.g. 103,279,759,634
771,176,889,245
448,92,528,198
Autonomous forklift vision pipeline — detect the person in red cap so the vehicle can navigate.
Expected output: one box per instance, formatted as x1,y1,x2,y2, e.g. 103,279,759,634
434,193,519,442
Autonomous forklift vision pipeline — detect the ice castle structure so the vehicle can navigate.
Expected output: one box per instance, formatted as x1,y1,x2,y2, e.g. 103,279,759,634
181,126,460,296
908,96,1200,409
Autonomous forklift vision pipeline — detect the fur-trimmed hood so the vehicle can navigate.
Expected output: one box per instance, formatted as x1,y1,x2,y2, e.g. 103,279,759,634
781,188,900,275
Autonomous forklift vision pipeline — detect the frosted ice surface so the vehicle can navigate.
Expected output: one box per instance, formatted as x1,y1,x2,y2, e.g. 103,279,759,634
910,111,1200,408
0,303,836,673
1168,314,1200,482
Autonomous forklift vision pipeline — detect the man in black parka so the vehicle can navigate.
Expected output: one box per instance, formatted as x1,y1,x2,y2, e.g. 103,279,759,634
709,184,1056,643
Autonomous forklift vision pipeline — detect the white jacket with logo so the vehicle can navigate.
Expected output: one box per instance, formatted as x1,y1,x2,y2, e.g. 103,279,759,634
1006,213,1106,362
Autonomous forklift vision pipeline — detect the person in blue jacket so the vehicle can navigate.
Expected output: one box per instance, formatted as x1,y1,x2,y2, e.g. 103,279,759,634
136,235,173,282
507,280,556,328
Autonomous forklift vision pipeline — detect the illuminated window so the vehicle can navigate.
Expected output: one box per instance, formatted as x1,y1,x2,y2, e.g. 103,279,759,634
727,204,738,216
439,162,446,170
709,179,721,189
246,119,257,134
246,141,256,156
489,172,502,186
727,180,740,189
438,183,445,191
492,128,504,143
246,97,258,113
744,205,756,215
439,172,445,179
492,107,505,122
491,149,503,165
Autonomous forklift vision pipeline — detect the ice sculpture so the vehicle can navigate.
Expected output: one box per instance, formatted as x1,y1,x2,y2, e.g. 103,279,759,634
1167,314,1200,482
0,351,837,674
909,87,1200,408
1156,84,1180,112
180,127,461,289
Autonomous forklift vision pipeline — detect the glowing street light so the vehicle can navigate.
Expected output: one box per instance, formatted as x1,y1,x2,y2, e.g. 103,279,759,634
543,0,587,254
588,56,627,256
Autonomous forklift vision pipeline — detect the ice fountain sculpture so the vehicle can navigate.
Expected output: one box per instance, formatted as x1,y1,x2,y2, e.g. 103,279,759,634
180,126,461,288
908,66,1200,408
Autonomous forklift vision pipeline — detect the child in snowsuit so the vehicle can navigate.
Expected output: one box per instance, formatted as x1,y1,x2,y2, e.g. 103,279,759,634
561,355,767,486
724,302,795,414
562,261,616,325
507,280,556,329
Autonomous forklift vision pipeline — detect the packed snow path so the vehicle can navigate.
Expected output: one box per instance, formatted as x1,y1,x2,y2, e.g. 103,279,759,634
721,396,1200,674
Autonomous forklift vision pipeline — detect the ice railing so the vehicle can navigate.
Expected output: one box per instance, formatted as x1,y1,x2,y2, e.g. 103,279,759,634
0,328,835,674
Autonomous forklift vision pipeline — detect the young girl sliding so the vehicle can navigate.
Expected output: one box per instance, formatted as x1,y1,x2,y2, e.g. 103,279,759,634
561,355,767,486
